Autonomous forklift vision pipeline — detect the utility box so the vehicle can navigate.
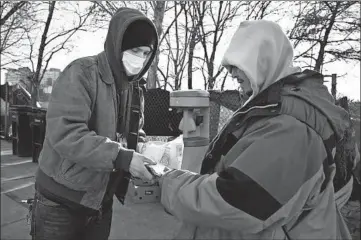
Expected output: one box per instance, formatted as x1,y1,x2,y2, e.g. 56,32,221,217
127,90,211,204
10,106,32,157
30,108,47,163
127,180,160,204
170,90,210,173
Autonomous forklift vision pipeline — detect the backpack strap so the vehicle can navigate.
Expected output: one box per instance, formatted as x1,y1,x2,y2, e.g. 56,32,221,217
107,80,143,204
126,81,142,150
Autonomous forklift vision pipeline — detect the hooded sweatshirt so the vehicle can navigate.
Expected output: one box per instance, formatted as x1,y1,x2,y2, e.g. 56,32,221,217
221,20,301,107
104,7,158,142
102,8,159,202
34,8,159,212
159,20,352,240
104,7,158,89
103,8,158,131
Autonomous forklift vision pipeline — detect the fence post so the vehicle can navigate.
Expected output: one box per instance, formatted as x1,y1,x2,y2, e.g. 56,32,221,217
4,82,9,139
331,74,337,99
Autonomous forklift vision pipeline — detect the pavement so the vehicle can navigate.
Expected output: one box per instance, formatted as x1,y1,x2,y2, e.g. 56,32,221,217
1,139,180,240
1,139,359,240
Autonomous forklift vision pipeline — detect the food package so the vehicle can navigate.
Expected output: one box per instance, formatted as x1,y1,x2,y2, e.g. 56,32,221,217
138,135,184,169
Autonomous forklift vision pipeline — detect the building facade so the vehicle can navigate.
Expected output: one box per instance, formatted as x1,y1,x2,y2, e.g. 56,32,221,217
40,68,61,94
4,67,32,86
5,67,61,95
41,68,61,87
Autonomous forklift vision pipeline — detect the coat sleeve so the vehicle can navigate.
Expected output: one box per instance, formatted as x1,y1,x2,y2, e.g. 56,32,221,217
160,114,327,233
46,62,133,171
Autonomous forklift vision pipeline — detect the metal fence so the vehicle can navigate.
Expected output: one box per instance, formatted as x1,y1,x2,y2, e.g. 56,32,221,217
143,89,241,142
143,90,360,151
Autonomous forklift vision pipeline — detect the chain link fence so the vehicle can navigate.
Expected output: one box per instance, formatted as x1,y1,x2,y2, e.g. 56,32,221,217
143,89,241,142
143,90,360,148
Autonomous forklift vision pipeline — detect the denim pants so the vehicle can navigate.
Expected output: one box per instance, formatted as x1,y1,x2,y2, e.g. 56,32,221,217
30,191,113,240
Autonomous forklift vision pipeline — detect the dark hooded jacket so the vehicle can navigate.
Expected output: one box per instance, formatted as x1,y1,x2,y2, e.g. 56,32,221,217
159,20,352,240
35,8,158,211
160,70,353,239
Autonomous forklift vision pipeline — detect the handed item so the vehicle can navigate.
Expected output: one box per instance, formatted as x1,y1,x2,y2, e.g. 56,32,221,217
145,163,172,178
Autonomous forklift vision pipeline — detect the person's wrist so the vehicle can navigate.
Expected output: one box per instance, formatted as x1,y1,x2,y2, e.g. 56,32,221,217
159,169,173,188
114,148,134,171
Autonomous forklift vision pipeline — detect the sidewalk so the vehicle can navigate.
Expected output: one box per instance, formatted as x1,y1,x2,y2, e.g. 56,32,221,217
3,139,358,239
1,140,180,240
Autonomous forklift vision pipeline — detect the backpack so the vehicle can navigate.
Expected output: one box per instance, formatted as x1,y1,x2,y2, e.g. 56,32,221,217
201,70,360,199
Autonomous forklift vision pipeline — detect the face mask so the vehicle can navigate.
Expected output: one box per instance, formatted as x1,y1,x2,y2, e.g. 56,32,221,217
122,51,146,76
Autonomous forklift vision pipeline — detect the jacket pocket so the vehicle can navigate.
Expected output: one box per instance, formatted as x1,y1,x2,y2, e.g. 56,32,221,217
59,159,99,190
61,160,76,176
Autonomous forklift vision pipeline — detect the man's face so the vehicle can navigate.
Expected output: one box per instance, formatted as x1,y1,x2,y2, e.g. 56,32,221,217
230,66,253,99
121,46,153,76
126,46,152,59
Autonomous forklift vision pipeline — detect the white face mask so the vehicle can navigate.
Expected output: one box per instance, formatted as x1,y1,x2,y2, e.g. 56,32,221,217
122,51,147,76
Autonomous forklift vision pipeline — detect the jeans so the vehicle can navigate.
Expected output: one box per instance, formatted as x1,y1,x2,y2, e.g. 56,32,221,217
31,191,112,240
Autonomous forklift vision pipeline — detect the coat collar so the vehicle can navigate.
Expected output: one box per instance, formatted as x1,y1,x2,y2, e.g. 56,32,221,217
97,51,130,90
97,51,113,85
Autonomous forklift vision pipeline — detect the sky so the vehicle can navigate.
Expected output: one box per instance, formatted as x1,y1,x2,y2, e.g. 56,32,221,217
1,1,360,100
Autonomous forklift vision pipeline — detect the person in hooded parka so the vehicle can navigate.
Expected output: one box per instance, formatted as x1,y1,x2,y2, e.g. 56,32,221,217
31,7,158,240
159,20,353,240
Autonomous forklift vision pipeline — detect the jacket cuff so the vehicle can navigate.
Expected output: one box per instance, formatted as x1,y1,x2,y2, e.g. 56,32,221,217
138,129,146,143
114,147,134,172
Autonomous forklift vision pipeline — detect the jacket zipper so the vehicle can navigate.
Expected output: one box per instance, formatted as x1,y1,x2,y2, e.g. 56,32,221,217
207,103,279,156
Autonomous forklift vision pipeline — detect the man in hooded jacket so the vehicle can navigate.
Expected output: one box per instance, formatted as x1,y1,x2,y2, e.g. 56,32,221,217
31,8,158,240
159,20,353,239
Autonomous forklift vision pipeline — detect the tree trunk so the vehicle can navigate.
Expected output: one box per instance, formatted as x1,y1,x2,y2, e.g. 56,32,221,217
31,82,39,107
147,53,161,89
146,1,165,89
220,72,228,91
32,1,55,107
314,2,339,72
207,64,215,90
187,26,197,89
314,43,326,72
208,77,215,90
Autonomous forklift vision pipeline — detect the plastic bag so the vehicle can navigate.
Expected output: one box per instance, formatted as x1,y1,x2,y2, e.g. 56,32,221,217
138,141,166,163
138,135,184,169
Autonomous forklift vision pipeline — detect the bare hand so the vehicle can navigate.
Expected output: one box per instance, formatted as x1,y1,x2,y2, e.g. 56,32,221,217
129,152,156,181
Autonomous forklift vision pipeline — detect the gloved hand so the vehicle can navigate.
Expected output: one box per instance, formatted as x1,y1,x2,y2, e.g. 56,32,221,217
129,152,156,181
145,163,172,178
138,129,146,143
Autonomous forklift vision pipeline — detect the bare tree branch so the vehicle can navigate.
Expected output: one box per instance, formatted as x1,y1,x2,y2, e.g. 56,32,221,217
195,1,245,89
220,71,229,91
147,1,165,89
288,1,360,72
0,1,40,68
33,1,56,85
0,1,27,26
158,5,185,46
